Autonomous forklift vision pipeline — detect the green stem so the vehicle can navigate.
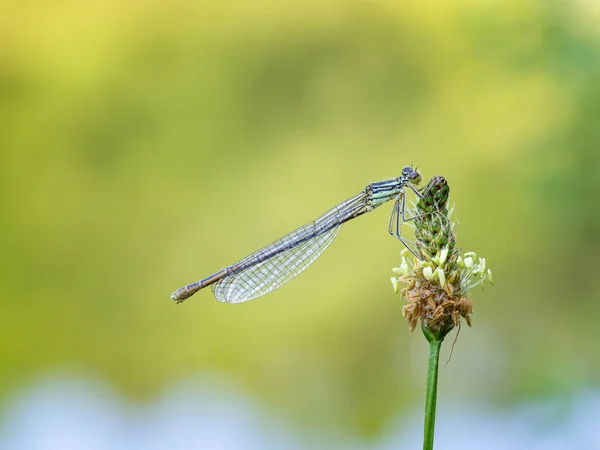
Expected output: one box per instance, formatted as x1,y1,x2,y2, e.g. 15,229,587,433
421,326,443,450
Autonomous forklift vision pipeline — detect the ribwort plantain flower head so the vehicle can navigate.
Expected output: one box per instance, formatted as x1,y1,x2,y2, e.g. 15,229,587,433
391,176,493,338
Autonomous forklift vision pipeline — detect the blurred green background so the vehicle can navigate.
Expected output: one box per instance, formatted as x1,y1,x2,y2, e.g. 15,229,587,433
1,0,600,440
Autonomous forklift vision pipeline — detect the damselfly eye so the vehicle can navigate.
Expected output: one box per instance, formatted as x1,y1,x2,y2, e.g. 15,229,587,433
402,166,412,176
409,170,422,184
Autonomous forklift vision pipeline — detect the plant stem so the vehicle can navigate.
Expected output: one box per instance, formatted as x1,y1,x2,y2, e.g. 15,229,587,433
422,326,443,450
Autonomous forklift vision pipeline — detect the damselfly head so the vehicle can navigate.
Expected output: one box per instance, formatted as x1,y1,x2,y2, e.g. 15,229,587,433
402,166,422,185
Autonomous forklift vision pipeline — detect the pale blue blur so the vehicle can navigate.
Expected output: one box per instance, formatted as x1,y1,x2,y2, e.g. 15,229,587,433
2,375,599,450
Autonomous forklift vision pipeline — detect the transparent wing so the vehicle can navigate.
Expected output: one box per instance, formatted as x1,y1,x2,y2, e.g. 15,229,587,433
211,193,367,304
211,222,343,304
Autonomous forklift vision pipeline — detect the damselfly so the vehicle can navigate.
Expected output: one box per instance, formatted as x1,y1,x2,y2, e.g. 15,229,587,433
171,166,423,304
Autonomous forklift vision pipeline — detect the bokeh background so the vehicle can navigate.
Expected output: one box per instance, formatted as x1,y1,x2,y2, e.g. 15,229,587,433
2,1,600,448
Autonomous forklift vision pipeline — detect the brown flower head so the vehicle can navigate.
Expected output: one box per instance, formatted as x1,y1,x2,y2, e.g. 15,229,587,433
391,176,492,339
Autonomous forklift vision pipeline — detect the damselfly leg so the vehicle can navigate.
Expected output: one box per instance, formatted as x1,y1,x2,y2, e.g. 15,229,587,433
388,193,421,259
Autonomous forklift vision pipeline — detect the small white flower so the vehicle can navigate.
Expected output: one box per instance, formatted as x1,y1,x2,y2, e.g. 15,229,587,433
478,257,486,274
437,267,446,287
392,256,410,276
439,247,449,266
391,277,400,294
487,269,494,285
464,257,474,269
400,261,409,275
423,266,435,281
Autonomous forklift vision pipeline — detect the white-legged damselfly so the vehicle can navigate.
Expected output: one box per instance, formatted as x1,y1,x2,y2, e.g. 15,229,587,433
171,166,423,304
